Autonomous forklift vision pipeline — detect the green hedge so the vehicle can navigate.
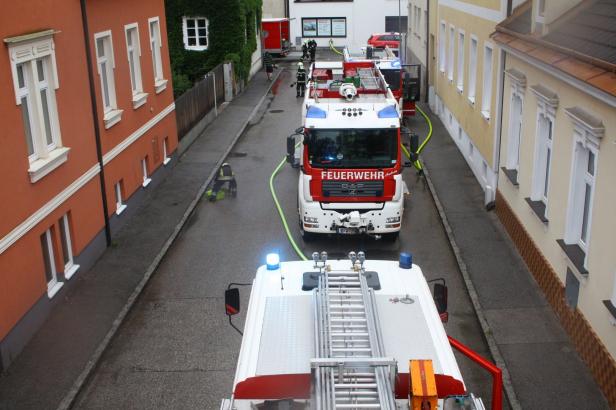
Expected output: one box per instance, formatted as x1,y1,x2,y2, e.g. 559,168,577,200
165,0,262,96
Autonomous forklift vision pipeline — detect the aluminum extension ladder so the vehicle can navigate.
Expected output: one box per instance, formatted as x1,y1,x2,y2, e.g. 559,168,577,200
357,68,382,91
311,262,397,410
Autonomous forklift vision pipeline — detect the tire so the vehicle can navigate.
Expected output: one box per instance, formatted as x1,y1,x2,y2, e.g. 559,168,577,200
381,232,399,242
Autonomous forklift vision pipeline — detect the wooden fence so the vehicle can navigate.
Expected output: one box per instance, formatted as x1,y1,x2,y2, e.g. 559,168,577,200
175,63,228,139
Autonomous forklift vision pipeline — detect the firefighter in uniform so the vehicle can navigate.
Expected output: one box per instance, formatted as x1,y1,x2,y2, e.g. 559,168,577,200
296,62,306,98
308,39,317,64
208,163,237,201
301,41,309,60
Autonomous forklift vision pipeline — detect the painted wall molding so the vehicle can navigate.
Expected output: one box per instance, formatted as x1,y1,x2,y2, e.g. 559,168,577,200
0,102,176,255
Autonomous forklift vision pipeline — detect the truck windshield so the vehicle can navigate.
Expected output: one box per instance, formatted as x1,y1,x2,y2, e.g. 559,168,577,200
307,128,398,168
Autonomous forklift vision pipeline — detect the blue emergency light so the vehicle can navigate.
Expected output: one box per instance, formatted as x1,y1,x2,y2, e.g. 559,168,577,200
266,253,280,270
307,106,327,119
378,105,398,118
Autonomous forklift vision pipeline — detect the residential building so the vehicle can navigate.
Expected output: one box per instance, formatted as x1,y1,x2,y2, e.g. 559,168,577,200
288,0,408,50
417,0,523,205
263,0,287,18
493,0,616,406
165,0,263,95
0,0,177,371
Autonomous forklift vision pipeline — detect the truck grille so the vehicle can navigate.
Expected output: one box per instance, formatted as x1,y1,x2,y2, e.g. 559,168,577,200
322,180,384,197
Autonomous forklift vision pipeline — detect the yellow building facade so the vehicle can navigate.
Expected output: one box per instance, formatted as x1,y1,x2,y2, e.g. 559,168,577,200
494,0,616,405
424,0,518,205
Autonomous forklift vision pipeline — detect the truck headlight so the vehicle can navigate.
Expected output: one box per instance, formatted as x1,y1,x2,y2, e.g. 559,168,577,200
304,216,319,223
386,216,401,223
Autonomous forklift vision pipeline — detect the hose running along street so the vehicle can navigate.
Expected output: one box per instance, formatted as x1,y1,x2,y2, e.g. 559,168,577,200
269,107,433,257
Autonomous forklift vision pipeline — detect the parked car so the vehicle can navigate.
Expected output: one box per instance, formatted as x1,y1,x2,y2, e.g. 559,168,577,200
367,32,400,48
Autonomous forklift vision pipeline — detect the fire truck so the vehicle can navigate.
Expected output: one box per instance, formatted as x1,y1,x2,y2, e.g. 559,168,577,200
343,46,421,117
286,58,410,241
222,251,502,409
262,18,291,56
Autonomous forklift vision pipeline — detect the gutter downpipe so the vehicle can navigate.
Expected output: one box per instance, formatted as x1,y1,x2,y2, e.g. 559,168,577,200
80,0,112,246
490,0,513,209
424,0,430,103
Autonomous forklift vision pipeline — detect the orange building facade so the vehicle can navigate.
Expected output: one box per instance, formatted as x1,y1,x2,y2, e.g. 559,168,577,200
0,0,177,371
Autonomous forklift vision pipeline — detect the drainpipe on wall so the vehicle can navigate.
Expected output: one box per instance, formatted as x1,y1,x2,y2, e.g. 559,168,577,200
424,0,430,103
80,0,112,246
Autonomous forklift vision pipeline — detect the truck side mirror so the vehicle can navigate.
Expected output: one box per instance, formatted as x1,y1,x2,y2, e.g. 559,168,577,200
295,126,304,134
286,136,296,164
433,283,448,323
225,288,240,316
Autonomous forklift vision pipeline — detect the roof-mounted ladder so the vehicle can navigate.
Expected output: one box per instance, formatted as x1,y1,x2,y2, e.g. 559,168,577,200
312,264,397,409
357,68,382,91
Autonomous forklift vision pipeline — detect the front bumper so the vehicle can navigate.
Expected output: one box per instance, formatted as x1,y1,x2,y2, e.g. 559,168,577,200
300,199,405,235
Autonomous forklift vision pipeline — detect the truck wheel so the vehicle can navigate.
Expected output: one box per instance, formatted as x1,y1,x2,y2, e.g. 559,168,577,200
381,232,399,242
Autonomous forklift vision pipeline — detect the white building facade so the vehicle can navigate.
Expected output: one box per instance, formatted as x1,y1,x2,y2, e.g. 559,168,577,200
289,0,408,51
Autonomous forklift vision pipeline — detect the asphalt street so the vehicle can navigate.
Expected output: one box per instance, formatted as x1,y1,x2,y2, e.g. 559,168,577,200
73,61,499,409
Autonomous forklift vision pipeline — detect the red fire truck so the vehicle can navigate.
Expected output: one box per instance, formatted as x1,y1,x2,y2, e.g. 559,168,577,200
287,58,410,241
262,18,291,56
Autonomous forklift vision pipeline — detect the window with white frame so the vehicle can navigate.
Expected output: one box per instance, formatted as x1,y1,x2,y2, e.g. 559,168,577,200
142,156,151,187
506,93,523,175
182,16,208,51
163,137,171,165
115,180,127,215
468,36,478,104
564,107,604,261
41,228,62,297
531,113,553,209
529,85,558,220
8,32,68,182
415,7,421,38
447,25,455,81
149,17,167,93
439,21,446,73
481,43,493,119
95,31,123,129
125,24,147,108
456,30,465,92
59,213,79,279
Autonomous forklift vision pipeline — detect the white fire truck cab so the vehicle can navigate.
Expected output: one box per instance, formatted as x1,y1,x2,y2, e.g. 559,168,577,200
222,252,499,410
287,60,409,241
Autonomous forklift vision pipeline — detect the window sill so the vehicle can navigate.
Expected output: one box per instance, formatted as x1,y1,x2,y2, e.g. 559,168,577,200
132,92,149,109
603,300,616,322
116,204,127,215
28,147,70,183
501,167,519,186
468,97,475,106
481,110,491,121
163,157,171,166
142,177,152,188
104,109,123,129
155,79,168,94
64,264,80,280
524,198,548,223
456,85,463,94
557,239,588,276
47,281,64,299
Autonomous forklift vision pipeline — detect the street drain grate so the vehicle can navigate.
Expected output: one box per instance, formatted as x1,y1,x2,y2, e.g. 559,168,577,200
228,152,248,157
269,109,284,113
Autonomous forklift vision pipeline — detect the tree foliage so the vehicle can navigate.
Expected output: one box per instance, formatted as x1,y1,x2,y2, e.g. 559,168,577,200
165,0,262,96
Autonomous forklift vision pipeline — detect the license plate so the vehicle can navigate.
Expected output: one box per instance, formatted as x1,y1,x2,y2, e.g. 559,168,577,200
337,227,358,235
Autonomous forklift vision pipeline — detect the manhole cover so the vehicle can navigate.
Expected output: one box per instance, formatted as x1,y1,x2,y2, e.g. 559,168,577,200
269,109,284,113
